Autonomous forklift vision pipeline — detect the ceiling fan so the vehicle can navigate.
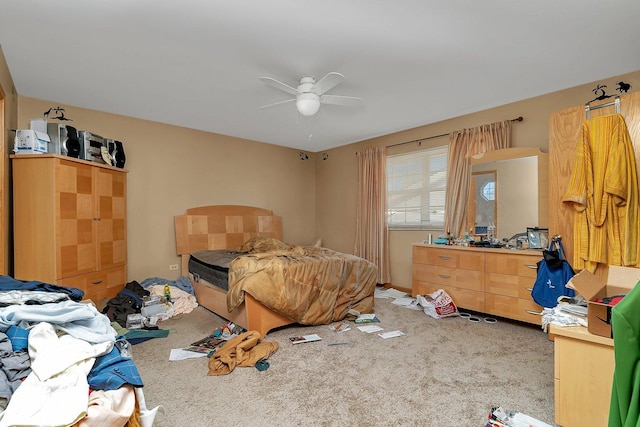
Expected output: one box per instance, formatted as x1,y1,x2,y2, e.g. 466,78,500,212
260,72,362,116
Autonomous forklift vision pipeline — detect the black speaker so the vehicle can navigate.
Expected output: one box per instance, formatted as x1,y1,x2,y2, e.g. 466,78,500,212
64,125,81,158
113,140,126,168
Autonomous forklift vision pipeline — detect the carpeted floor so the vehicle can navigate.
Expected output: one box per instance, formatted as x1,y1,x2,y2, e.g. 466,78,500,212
132,294,558,427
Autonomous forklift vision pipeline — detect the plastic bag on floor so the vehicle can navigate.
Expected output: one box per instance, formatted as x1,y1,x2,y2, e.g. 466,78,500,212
417,289,459,319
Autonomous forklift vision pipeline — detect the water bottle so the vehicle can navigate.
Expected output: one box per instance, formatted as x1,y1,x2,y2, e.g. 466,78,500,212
164,284,171,303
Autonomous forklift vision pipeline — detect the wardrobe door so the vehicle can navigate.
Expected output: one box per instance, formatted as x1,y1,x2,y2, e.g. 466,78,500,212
95,167,127,271
549,91,640,278
57,159,97,277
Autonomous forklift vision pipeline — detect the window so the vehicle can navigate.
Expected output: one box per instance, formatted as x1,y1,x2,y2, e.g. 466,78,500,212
481,181,495,201
387,146,448,229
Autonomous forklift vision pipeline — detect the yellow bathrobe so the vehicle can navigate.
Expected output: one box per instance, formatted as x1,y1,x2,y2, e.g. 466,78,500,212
563,114,639,272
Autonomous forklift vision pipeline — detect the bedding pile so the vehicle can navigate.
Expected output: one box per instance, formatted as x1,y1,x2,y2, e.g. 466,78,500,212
0,275,153,427
226,238,378,325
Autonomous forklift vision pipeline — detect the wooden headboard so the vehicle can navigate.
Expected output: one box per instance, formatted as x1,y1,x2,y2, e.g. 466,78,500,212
174,205,283,256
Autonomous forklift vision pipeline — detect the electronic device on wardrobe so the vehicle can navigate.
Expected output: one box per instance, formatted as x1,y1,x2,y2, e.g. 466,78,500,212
64,126,81,158
79,131,107,164
46,123,65,155
47,124,82,157
112,140,126,168
105,139,126,168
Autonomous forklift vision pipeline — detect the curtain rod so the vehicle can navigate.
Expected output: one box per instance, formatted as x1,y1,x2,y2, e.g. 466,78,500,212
386,116,524,149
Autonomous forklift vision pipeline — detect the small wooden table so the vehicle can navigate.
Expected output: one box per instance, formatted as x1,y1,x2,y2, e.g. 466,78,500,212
548,324,614,427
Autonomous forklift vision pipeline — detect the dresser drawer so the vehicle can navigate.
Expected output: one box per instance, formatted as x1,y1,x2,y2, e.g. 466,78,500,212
414,264,483,291
485,252,539,277
58,266,126,304
413,246,430,264
414,246,485,269
485,272,536,298
455,250,485,271
485,294,542,324
420,247,457,268
413,281,484,312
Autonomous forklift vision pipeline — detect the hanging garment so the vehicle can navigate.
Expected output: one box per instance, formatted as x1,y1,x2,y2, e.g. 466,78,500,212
608,281,640,427
562,114,639,272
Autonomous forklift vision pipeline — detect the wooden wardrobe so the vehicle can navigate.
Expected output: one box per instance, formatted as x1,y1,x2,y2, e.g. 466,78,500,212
549,91,640,280
12,154,127,302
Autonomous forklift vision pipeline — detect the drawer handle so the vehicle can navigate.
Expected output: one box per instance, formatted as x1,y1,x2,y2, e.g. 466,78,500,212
438,274,451,279
525,309,542,315
439,256,452,260
91,280,103,285
525,287,533,292
525,264,537,269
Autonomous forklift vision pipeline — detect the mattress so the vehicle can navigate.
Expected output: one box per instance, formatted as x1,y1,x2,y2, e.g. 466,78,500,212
188,249,242,291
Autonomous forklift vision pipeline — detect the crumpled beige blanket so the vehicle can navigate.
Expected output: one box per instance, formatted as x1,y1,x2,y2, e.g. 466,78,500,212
207,331,278,376
227,240,378,325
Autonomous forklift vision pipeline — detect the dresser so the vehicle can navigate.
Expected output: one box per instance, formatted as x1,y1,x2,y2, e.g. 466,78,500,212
412,244,543,324
12,154,128,303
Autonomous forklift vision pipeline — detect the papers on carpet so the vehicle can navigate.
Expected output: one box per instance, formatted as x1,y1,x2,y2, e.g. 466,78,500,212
354,313,380,323
329,322,351,332
357,325,384,333
378,330,405,339
289,334,322,344
375,287,409,299
391,297,422,310
169,348,209,361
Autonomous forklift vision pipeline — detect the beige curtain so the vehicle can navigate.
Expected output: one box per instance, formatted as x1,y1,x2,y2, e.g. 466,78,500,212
354,147,391,285
444,120,512,237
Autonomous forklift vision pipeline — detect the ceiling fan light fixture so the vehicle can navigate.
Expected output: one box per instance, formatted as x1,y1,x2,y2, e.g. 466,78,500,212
296,93,320,116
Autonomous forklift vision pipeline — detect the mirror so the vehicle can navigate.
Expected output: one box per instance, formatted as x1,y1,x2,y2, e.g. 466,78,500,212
467,147,548,241
468,171,497,235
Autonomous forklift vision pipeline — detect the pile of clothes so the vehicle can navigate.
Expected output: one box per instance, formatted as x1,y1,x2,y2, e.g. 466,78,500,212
102,277,198,332
0,275,162,427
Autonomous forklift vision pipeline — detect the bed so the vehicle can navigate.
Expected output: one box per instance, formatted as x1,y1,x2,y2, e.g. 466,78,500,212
174,205,378,337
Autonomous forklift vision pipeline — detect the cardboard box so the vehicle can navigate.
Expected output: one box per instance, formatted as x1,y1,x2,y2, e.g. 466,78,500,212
567,266,640,337
13,129,49,154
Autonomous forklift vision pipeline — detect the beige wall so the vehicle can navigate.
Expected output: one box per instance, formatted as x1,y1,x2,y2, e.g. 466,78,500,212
316,70,640,289
15,98,318,281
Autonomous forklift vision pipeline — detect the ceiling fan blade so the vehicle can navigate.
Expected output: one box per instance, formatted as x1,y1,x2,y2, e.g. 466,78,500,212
260,77,300,96
319,94,363,106
259,98,295,109
312,72,344,95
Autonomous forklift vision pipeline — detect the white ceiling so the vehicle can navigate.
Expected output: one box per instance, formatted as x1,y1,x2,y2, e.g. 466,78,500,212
1,0,640,152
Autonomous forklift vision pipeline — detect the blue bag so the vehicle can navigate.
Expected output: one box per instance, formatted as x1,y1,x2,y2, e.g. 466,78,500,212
531,239,575,308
